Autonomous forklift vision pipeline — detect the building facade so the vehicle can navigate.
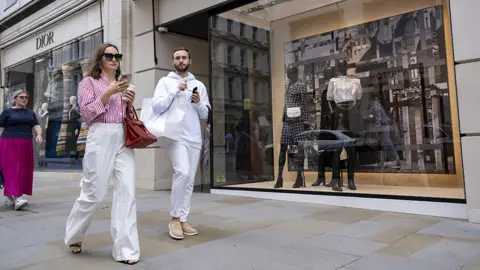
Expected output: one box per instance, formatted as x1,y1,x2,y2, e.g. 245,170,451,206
1,0,479,222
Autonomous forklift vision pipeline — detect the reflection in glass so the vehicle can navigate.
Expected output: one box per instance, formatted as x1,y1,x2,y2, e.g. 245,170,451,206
211,0,464,200
4,31,102,171
211,16,274,186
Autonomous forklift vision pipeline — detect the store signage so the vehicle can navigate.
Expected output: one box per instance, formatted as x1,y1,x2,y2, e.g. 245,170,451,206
36,31,54,50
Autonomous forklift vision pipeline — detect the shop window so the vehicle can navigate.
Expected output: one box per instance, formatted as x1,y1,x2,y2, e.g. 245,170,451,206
254,81,260,101
240,23,245,37
240,49,246,66
227,77,234,99
227,19,232,33
211,15,273,187
211,16,217,29
227,46,233,64
210,0,463,200
4,60,34,109
241,78,247,100
211,47,217,61
4,31,103,171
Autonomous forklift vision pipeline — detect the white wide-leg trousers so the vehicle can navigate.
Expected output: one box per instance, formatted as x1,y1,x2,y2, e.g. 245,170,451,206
64,123,140,261
167,141,201,222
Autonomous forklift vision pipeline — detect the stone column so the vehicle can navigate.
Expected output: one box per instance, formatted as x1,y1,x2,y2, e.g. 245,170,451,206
103,0,133,74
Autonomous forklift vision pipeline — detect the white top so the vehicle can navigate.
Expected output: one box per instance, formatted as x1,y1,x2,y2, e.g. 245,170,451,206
327,76,362,104
152,72,211,149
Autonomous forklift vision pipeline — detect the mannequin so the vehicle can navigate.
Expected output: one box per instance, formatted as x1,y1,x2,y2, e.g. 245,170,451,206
274,66,309,189
39,103,50,126
38,103,49,167
68,96,80,122
317,60,361,191
67,95,81,163
311,72,333,187
34,64,47,115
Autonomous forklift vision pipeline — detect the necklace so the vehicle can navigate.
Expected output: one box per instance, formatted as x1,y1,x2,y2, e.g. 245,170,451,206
13,107,25,114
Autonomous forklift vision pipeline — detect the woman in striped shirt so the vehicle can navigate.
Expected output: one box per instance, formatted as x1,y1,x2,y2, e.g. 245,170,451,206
64,43,140,265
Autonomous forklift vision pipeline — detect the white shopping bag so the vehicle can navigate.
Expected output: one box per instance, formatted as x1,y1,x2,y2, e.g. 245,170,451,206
141,95,186,142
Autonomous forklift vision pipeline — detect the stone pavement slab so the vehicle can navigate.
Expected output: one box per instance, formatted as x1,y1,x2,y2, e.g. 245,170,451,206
345,253,460,270
297,234,389,257
1,177,480,270
410,239,480,267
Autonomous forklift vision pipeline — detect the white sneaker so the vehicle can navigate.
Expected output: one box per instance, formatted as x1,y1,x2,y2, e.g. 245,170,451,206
14,197,28,210
4,196,14,207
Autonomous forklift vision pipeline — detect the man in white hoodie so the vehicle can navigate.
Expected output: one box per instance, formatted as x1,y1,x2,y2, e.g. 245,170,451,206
151,47,210,240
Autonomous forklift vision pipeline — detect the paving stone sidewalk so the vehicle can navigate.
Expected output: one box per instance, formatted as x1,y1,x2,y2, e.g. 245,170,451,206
1,178,480,270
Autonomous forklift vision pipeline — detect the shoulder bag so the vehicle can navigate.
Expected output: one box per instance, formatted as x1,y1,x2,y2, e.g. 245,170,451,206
124,105,157,149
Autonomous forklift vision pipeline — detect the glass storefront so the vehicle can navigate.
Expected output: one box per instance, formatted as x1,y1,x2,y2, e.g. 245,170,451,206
3,31,103,171
210,0,464,200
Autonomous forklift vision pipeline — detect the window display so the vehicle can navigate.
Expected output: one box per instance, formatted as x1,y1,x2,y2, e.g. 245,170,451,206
211,0,464,200
4,31,102,170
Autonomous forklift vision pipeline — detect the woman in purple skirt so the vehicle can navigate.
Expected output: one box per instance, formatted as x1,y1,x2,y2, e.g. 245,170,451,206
0,89,43,210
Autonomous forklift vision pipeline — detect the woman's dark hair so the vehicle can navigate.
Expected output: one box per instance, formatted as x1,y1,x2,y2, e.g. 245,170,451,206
87,43,121,80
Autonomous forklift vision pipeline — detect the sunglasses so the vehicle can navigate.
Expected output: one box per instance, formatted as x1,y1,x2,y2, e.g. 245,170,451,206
103,53,123,62
17,96,28,100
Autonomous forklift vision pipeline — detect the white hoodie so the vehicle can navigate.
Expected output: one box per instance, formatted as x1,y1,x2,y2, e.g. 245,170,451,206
152,72,211,149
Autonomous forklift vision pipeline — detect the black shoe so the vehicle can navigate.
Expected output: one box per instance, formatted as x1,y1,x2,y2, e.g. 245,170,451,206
328,179,342,192
312,178,326,186
348,179,357,190
292,175,304,188
274,176,283,188
332,186,343,192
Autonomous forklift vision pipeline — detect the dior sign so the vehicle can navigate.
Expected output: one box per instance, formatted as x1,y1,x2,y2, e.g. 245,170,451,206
36,32,54,50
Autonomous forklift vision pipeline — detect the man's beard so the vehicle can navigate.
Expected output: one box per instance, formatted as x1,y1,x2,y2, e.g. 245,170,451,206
174,63,190,73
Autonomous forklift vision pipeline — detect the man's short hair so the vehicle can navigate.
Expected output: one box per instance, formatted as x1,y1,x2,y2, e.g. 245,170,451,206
172,47,191,59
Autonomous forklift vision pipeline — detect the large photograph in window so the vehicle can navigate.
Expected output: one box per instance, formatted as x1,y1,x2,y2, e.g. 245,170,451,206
283,5,454,174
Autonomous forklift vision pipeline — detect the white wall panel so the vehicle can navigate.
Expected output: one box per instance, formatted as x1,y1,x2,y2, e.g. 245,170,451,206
455,62,480,134
461,137,480,223
158,0,227,24
450,0,480,62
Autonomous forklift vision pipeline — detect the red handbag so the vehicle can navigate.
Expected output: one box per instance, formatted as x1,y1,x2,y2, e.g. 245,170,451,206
124,106,157,149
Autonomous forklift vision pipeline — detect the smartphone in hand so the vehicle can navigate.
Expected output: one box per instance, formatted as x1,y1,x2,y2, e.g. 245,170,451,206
119,74,132,84
119,74,132,101
191,87,198,103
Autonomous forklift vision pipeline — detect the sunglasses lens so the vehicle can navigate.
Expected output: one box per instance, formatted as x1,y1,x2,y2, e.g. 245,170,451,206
114,54,123,61
104,53,113,61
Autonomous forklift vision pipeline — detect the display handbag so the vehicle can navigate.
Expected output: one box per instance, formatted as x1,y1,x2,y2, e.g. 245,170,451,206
124,105,157,149
286,107,301,118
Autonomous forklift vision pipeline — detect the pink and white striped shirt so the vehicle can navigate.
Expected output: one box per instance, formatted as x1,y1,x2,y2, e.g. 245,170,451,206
77,75,127,125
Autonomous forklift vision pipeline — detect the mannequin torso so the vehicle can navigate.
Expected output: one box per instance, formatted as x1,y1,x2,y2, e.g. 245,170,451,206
327,75,362,108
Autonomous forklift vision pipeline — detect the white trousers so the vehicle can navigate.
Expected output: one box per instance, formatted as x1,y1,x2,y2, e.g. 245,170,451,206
64,123,140,261
167,141,201,222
